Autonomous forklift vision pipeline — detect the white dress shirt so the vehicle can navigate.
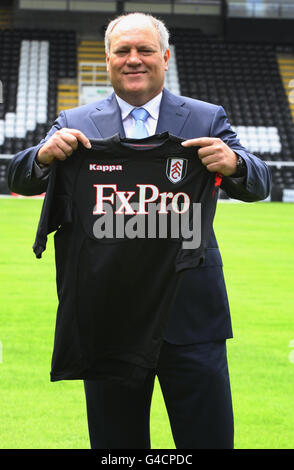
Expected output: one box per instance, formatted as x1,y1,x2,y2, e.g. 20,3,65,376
115,92,162,137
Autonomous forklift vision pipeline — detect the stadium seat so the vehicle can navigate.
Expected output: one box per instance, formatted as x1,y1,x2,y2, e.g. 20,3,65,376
0,27,77,167
0,26,293,194
170,28,294,191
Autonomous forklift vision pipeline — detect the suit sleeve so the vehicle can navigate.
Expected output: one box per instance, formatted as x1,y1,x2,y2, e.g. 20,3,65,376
210,106,272,202
7,111,68,196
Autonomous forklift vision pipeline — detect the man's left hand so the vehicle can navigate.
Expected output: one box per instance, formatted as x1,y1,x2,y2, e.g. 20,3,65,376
182,137,238,176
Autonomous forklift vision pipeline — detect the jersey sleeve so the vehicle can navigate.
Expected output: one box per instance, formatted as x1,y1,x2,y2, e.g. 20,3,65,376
32,161,72,258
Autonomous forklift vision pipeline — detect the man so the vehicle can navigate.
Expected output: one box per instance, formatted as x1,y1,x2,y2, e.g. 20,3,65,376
8,13,271,449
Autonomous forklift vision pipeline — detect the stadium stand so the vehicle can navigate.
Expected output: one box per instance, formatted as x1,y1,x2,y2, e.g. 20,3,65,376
171,28,294,197
1,23,294,199
0,28,77,193
165,44,181,96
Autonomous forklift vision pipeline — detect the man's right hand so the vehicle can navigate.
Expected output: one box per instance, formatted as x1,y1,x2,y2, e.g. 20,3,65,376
36,128,92,166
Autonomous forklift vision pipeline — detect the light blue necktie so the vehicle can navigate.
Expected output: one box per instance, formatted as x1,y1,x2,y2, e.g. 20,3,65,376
130,108,149,138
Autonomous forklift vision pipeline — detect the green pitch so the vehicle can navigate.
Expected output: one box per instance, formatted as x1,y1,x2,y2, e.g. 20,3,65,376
0,198,294,449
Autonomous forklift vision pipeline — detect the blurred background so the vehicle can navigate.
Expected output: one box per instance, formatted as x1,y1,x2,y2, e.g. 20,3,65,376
0,0,294,201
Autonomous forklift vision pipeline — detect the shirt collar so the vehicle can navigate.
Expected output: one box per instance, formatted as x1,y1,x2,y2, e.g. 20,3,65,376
115,92,163,120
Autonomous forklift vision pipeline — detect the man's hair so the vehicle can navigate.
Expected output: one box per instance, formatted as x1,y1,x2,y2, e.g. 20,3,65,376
104,12,170,55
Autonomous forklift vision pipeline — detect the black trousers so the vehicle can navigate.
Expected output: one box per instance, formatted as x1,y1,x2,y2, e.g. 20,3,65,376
83,340,234,449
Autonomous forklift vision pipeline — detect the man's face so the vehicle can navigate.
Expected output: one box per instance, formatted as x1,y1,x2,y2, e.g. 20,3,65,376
106,22,170,106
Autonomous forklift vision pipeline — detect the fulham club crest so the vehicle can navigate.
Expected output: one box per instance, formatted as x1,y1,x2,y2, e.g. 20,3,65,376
166,158,187,184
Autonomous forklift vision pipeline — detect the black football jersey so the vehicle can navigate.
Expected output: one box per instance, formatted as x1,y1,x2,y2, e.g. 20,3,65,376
33,132,222,385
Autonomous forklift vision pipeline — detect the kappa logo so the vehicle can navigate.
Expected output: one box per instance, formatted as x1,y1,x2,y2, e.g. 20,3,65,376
166,158,187,184
89,163,123,172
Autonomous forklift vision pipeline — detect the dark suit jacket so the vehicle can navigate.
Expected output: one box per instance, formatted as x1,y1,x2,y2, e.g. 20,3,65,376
8,88,272,344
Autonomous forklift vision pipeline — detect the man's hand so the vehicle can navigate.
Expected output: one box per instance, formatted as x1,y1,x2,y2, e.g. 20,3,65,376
36,128,92,166
182,137,238,176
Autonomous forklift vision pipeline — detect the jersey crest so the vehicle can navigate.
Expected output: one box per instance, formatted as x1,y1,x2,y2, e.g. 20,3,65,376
166,158,187,184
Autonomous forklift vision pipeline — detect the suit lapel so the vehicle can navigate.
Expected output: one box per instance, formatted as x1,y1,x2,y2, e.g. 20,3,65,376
156,88,190,137
88,89,190,139
89,93,126,138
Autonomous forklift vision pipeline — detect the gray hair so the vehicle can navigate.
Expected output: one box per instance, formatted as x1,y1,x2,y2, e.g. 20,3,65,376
104,12,170,56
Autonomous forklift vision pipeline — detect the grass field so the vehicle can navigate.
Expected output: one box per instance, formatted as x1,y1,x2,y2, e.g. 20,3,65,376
0,198,294,449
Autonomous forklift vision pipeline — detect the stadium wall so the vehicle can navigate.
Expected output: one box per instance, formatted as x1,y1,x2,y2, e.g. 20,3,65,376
12,8,223,37
225,17,294,44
